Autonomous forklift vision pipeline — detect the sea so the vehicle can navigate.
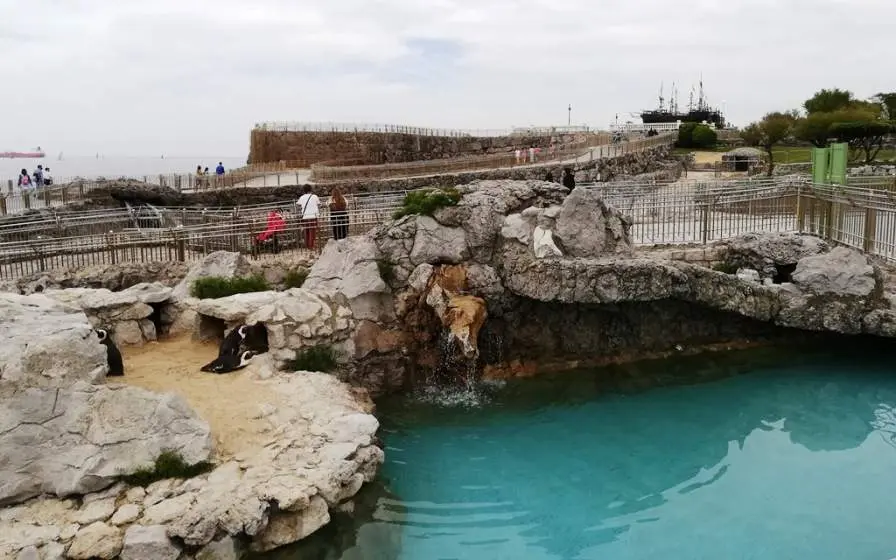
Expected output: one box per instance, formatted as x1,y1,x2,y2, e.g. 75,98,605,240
0,156,248,184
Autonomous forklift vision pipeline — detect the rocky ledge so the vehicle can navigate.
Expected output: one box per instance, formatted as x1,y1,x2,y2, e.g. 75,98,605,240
0,293,381,560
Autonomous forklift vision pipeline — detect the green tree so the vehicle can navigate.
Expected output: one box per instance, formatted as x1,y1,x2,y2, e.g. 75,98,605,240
871,92,896,120
741,112,795,176
794,107,880,147
676,122,697,148
830,120,895,163
691,125,718,149
803,88,854,114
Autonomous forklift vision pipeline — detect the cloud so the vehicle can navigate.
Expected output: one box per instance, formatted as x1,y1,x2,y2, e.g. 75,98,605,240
0,0,893,156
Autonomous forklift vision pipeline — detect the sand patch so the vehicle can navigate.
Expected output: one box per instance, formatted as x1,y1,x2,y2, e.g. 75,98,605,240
692,151,724,165
114,336,278,460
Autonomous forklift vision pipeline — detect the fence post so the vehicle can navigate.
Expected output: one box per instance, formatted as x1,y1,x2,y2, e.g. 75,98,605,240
795,185,805,232
23,191,31,210
701,198,711,244
863,208,877,253
0,196,6,216
6,180,12,195
176,232,186,261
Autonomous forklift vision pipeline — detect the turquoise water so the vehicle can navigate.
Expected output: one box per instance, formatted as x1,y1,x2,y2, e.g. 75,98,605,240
262,341,896,560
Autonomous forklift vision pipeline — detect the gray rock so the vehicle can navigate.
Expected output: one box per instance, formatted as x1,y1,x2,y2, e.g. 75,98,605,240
500,214,533,246
532,226,563,258
40,542,65,560
67,522,123,559
0,384,212,505
195,535,242,560
735,268,761,283
250,496,330,552
305,236,388,298
120,524,181,560
791,247,877,298
110,503,142,526
554,187,632,258
172,251,253,301
409,216,469,266
407,264,435,293
0,293,107,390
16,546,38,560
724,232,830,277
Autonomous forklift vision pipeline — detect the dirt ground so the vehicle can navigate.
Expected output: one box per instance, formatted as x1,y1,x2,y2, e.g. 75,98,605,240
113,336,277,460
692,151,724,165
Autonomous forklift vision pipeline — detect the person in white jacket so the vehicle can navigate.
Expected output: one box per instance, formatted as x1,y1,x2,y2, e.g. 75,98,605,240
295,185,321,250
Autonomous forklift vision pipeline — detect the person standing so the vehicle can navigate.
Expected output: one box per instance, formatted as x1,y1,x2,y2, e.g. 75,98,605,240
296,185,321,250
328,187,350,240
562,168,576,190
33,165,44,187
17,169,32,190
215,162,225,187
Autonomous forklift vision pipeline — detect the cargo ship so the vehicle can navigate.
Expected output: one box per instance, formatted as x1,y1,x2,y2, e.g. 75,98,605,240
639,79,725,129
0,147,46,159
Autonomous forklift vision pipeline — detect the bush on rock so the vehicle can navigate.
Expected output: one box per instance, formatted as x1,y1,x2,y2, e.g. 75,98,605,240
393,187,462,219
191,274,270,299
290,345,338,372
118,450,214,487
283,268,309,289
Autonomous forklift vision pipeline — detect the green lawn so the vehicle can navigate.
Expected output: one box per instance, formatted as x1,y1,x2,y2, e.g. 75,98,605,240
674,145,896,164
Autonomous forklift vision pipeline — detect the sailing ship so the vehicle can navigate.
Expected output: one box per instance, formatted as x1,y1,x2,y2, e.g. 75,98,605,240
639,79,726,129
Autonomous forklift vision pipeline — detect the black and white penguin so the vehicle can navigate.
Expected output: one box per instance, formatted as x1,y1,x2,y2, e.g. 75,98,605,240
218,324,249,357
202,350,256,374
95,328,124,376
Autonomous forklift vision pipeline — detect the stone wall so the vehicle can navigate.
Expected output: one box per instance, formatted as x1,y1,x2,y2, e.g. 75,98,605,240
72,146,673,210
249,129,588,166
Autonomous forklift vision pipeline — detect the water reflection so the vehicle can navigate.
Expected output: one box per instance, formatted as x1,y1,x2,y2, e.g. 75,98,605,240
261,339,896,560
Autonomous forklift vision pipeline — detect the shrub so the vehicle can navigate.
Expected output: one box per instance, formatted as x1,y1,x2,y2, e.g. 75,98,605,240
677,122,717,149
377,259,395,285
118,450,213,487
393,187,462,219
283,268,309,289
289,345,338,372
191,274,270,299
711,262,739,274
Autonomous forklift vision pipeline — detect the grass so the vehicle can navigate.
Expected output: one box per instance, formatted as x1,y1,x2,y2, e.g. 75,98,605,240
283,268,309,289
289,345,338,372
377,259,395,285
393,187,462,219
191,274,270,299
118,450,214,487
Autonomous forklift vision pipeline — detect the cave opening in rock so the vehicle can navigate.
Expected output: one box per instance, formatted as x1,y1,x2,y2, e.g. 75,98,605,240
245,323,270,354
773,263,797,284
148,303,167,338
197,314,226,342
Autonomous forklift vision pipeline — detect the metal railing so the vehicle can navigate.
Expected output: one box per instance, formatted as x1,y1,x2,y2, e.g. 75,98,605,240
310,134,674,182
3,176,896,282
253,121,600,137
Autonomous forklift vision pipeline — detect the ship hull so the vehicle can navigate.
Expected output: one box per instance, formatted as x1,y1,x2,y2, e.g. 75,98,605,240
0,152,46,159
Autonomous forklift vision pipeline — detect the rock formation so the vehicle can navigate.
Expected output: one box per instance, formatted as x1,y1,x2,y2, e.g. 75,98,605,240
299,179,896,392
0,293,213,507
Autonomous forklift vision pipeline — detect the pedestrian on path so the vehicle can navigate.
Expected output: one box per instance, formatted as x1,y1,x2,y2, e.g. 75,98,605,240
296,185,321,250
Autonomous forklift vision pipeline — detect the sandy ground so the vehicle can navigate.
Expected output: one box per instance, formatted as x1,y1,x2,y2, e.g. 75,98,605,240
692,151,724,165
114,336,277,460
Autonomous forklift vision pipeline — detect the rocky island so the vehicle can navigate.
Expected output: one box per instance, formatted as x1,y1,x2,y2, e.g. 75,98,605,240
2,179,896,559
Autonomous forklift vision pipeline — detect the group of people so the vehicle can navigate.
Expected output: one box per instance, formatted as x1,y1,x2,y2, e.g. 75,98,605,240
17,165,52,190
194,162,226,187
253,186,350,252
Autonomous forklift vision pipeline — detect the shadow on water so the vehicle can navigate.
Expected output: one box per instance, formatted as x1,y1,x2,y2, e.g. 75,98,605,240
257,335,896,559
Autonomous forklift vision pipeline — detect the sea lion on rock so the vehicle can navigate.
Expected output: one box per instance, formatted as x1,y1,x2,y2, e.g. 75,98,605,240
95,328,124,376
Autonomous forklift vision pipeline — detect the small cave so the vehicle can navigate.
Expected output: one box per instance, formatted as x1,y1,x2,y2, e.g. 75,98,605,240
244,323,270,354
772,263,797,284
148,302,167,337
198,314,226,342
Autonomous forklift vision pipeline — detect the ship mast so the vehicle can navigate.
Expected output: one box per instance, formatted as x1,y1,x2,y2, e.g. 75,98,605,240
658,82,665,112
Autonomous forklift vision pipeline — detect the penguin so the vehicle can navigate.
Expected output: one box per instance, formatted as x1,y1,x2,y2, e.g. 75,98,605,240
95,328,124,376
202,350,256,374
218,324,249,357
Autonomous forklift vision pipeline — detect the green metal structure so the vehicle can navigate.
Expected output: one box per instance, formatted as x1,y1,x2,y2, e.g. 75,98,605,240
811,142,848,184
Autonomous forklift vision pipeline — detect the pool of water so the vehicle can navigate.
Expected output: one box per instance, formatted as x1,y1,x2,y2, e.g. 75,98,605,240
261,340,896,560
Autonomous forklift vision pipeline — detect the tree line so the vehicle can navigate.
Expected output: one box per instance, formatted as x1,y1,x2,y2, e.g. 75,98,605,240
742,89,896,175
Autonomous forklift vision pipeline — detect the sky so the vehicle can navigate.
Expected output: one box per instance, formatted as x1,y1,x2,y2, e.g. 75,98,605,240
1,0,894,158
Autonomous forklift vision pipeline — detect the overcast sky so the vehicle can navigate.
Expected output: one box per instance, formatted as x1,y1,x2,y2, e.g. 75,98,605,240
1,0,893,157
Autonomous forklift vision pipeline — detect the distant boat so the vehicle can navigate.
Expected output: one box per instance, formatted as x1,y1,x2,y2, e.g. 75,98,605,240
0,147,46,159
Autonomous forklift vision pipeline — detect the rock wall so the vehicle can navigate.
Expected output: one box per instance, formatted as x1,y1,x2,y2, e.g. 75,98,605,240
63,146,672,210
249,129,585,166
297,179,896,395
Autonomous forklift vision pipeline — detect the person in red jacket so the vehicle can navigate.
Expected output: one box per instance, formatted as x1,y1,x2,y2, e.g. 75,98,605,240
255,210,286,253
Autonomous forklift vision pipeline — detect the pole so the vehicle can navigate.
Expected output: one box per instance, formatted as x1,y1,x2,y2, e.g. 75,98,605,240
568,105,571,126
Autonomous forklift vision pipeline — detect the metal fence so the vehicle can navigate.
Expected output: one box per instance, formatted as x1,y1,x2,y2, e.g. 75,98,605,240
310,134,674,182
0,191,405,280
3,176,896,282
253,121,600,137
0,170,308,216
